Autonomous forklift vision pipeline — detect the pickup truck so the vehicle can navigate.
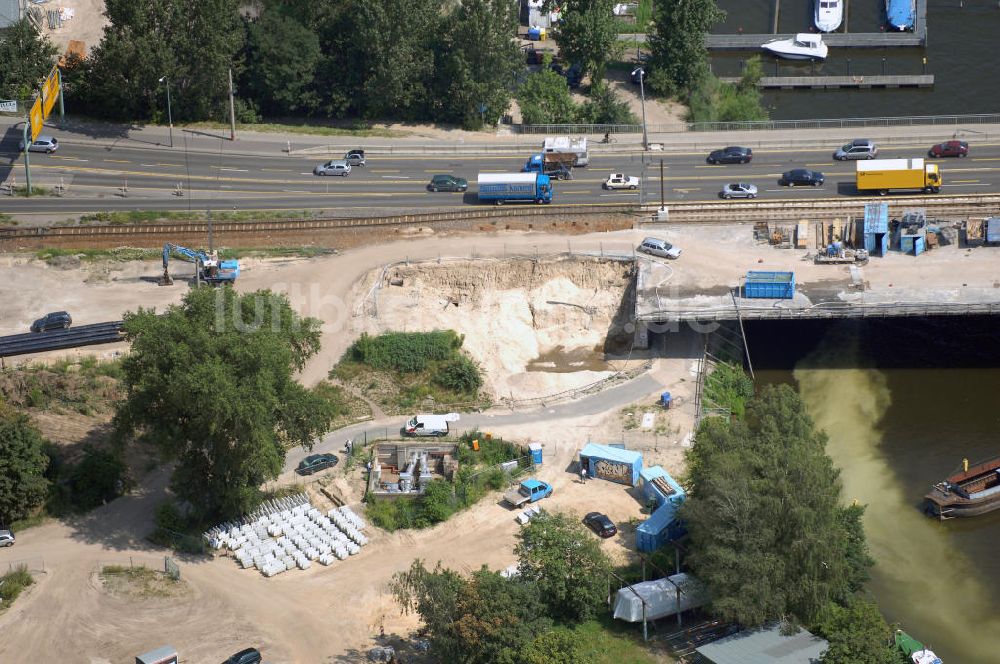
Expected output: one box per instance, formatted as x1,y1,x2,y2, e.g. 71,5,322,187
604,173,640,190
504,479,553,508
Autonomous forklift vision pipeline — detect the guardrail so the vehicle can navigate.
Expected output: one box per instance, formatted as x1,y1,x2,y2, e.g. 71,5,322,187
638,300,1000,323
0,321,124,358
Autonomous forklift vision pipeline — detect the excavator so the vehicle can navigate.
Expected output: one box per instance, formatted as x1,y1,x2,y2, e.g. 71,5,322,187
160,243,240,286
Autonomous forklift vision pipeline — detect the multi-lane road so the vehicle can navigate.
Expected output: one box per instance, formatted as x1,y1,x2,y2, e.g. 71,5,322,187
3,135,1000,215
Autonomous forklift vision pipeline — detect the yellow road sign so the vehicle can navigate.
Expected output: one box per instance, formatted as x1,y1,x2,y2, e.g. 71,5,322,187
42,67,60,118
29,98,43,141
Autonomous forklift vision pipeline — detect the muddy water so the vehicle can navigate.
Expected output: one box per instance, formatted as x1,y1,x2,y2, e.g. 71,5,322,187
525,345,612,373
757,322,1000,662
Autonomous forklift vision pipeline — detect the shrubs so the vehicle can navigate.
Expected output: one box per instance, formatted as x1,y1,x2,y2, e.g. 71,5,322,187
349,331,462,373
435,356,482,393
68,447,127,511
703,362,755,417
0,565,34,605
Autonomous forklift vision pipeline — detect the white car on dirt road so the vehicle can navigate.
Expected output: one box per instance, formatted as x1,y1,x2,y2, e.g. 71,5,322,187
603,173,640,190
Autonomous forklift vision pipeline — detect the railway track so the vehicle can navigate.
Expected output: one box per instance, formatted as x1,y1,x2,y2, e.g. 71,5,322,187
1,195,998,249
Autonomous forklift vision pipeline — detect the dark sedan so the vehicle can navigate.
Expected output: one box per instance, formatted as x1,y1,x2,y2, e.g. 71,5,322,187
296,453,339,476
427,174,468,192
583,512,618,538
707,146,752,165
30,311,72,333
780,168,825,187
928,140,968,158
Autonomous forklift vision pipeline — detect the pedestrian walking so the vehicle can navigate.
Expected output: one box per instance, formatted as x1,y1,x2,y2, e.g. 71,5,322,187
580,466,587,483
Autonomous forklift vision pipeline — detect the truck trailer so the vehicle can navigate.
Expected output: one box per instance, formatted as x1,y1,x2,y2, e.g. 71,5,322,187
542,136,589,167
856,158,941,196
477,173,553,205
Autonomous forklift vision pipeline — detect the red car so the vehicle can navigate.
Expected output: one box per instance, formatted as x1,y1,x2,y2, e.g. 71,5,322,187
928,140,968,158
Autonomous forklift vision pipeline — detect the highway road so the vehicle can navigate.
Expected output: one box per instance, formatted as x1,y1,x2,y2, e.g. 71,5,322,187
2,134,999,215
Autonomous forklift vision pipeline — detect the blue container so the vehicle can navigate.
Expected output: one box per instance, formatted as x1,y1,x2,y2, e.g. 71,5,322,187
744,271,795,299
528,442,543,465
864,202,889,233
914,236,925,256
900,235,915,254
661,392,672,409
527,26,541,40
987,218,1000,244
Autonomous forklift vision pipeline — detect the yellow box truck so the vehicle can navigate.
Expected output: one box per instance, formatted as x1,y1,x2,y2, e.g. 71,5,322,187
856,158,941,196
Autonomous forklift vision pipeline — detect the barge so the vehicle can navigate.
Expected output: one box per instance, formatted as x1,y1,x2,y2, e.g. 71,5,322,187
924,456,1000,519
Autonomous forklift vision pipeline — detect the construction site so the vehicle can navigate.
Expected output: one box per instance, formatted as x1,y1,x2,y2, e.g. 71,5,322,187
3,200,1000,661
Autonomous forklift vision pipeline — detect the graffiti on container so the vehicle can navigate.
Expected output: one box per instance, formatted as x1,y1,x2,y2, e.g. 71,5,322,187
594,459,631,484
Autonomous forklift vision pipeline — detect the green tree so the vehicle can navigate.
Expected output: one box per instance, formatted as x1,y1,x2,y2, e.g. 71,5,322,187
433,0,522,128
518,69,578,124
435,356,482,393
515,511,610,622
520,627,585,663
683,385,873,626
816,598,904,664
392,560,551,663
83,0,244,121
550,0,621,82
648,0,725,96
0,405,50,523
0,18,58,102
113,287,333,519
576,81,637,124
68,446,126,510
243,9,321,115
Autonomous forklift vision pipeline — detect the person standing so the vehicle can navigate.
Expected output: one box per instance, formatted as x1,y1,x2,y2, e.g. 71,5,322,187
580,465,588,483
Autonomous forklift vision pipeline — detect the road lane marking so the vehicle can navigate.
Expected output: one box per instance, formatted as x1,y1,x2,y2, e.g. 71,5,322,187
951,179,981,183
261,168,292,172
381,175,411,179
51,156,88,162
371,169,401,173
103,159,130,163
214,167,249,172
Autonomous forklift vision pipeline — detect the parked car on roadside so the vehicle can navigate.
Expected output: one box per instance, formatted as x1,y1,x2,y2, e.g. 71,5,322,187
344,149,366,166
224,648,262,664
719,183,758,199
296,453,339,476
427,174,468,192
30,311,72,333
583,512,618,538
0,529,14,547
18,135,59,153
637,237,681,259
780,168,825,187
928,140,968,158
834,139,878,160
313,160,351,176
706,146,752,164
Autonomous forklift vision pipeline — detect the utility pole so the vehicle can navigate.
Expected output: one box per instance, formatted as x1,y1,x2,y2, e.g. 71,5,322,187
21,121,32,196
158,76,173,148
228,68,236,141
638,68,648,151
57,68,65,129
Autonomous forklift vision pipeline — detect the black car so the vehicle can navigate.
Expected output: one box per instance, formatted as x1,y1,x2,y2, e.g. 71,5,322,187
224,648,262,664
707,146,753,165
780,168,825,187
30,311,72,333
583,512,618,538
296,453,339,476
427,174,468,192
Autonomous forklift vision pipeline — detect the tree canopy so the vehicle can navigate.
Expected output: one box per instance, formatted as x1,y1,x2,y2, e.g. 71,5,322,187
0,18,57,102
113,287,333,519
683,384,873,626
0,405,50,524
552,0,621,82
648,0,725,96
517,69,579,125
243,8,322,116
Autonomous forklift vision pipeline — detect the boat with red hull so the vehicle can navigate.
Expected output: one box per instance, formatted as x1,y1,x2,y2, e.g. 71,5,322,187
924,456,1000,519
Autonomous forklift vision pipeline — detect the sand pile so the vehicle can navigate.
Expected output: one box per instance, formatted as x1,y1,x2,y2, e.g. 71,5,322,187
362,257,634,400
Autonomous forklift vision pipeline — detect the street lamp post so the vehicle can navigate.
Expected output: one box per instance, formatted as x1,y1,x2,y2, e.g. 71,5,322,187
158,76,173,148
639,68,648,151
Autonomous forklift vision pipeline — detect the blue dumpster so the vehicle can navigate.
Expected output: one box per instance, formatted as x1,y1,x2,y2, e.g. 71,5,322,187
744,271,795,299
528,442,543,465
661,392,673,409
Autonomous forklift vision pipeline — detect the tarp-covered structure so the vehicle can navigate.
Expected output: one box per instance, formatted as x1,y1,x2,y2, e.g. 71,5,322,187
612,573,709,622
579,443,643,486
696,625,828,664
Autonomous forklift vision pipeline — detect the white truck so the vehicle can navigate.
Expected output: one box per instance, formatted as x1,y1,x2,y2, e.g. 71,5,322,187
403,413,460,437
542,136,589,167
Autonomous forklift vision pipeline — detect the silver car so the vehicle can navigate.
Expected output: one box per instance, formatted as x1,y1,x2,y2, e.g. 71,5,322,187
313,160,351,176
0,529,14,547
719,183,758,199
18,134,59,153
834,139,878,160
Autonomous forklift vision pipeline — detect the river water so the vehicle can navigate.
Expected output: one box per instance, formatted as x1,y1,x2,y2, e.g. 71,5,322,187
745,317,1000,662
711,0,997,120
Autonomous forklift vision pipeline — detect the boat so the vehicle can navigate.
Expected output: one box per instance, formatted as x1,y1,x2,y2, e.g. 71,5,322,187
814,0,843,33
895,629,942,664
761,33,828,61
886,0,916,31
924,456,1000,519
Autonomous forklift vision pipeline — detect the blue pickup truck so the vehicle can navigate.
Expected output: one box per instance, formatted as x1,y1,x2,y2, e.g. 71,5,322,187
504,479,553,507
477,173,553,205
521,154,574,180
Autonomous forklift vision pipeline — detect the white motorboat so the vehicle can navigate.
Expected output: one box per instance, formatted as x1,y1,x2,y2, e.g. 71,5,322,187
761,33,829,60
814,0,843,32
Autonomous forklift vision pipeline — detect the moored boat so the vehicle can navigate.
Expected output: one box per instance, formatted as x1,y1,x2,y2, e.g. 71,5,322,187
895,629,942,664
814,0,843,33
886,0,916,31
924,456,1000,519
761,33,828,60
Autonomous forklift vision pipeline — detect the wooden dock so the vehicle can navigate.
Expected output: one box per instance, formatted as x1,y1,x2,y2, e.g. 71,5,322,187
719,74,934,89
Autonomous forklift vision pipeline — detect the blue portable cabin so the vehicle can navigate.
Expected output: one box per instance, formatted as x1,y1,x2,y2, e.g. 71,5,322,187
636,466,686,552
743,271,795,299
579,443,643,486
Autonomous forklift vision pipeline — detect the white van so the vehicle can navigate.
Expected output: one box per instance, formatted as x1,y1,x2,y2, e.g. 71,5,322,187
404,413,460,437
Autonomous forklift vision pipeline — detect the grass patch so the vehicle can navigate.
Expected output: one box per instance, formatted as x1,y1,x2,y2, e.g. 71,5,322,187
0,359,123,413
99,565,183,598
35,245,334,263
184,120,409,138
331,331,486,414
563,618,666,663
9,512,48,532
311,381,372,435
0,566,35,608
70,208,315,226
